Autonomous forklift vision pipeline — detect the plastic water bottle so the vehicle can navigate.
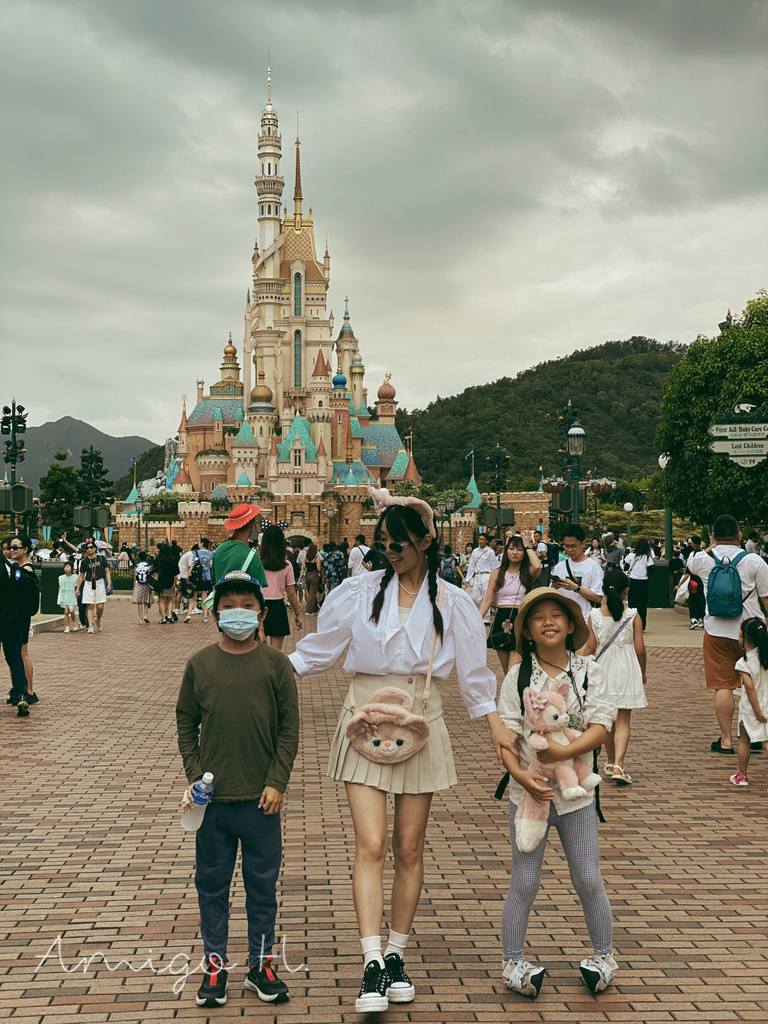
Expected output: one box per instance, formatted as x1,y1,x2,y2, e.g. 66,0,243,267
181,772,214,831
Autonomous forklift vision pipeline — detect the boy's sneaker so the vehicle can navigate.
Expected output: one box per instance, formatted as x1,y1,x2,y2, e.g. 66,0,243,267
355,959,390,1013
579,952,618,994
244,956,289,1003
501,957,545,998
688,619,698,630
730,772,749,787
195,956,227,1007
384,953,415,1003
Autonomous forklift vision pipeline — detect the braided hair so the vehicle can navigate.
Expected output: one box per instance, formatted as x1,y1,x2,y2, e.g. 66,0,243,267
370,504,444,641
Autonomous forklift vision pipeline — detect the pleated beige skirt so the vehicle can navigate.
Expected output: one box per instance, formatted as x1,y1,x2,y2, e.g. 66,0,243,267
327,672,458,794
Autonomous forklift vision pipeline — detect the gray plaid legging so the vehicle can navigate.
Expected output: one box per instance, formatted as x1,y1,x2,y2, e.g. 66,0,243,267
502,801,613,962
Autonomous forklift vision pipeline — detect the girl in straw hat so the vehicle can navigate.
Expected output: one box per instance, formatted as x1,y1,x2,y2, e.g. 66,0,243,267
496,588,619,999
290,488,517,1014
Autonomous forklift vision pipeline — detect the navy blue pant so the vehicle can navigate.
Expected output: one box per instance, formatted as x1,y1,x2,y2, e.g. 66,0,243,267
1,619,28,699
195,800,282,966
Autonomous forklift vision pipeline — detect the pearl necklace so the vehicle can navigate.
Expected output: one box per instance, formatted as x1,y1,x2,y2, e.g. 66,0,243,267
398,577,425,598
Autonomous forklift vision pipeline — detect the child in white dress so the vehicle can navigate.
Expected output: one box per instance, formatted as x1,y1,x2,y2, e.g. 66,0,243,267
583,569,646,785
730,617,768,787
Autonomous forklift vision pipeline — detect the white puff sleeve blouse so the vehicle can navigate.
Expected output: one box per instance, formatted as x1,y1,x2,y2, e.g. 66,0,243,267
289,570,498,719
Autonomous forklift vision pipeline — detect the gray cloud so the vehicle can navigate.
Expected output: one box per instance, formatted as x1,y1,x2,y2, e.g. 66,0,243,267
1,0,765,446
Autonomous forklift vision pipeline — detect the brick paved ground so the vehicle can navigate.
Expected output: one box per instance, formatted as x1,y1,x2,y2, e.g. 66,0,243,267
3,601,768,1024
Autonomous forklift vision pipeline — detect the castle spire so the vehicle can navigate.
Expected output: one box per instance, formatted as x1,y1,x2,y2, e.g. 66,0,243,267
293,114,303,219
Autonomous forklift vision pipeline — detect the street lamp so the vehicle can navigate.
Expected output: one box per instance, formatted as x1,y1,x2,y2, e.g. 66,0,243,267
325,505,337,543
437,499,447,546
486,443,511,536
141,499,151,551
658,454,673,560
567,419,586,525
445,495,456,549
623,502,634,548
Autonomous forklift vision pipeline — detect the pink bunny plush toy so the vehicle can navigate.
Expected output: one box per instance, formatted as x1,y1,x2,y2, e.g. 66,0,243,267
515,682,602,853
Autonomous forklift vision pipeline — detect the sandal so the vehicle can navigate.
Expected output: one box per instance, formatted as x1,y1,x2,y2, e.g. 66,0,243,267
604,763,615,774
612,766,633,785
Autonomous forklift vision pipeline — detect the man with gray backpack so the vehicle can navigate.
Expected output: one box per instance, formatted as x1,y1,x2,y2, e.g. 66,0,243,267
686,515,768,755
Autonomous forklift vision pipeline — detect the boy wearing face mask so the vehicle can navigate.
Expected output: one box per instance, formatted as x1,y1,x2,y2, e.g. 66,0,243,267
175,571,300,1008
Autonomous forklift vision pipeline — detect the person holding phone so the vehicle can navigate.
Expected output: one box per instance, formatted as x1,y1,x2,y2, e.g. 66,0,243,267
550,524,603,624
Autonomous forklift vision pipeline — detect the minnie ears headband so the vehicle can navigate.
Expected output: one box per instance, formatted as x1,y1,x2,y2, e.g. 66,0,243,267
368,487,437,538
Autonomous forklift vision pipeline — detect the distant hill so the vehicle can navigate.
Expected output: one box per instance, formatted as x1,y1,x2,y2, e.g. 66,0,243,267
395,338,686,488
20,417,159,492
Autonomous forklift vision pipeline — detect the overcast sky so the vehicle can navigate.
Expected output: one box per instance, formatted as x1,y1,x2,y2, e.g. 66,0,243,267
1,0,766,446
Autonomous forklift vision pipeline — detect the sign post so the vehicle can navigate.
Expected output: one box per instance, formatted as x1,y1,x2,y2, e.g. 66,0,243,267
709,403,768,469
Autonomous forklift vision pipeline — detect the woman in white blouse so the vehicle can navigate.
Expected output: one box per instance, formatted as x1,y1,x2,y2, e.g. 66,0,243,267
622,537,656,631
290,489,515,1014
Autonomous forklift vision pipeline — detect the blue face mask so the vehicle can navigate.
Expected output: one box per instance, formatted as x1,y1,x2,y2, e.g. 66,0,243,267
218,608,260,641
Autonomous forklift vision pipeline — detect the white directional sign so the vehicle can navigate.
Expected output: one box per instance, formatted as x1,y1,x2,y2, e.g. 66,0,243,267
729,454,768,468
711,439,768,456
709,422,768,439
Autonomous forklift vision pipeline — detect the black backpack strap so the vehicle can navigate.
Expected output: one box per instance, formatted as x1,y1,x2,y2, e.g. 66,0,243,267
494,656,534,800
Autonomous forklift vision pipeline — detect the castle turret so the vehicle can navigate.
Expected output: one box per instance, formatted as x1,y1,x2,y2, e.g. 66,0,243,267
255,66,284,255
374,374,398,424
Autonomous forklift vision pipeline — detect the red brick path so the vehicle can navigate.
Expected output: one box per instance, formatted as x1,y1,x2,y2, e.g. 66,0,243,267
3,602,768,1023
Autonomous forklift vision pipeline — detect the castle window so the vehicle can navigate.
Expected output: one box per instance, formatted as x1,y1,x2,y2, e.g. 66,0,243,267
293,449,302,468
268,204,272,215
260,205,264,215
293,273,302,316
294,330,302,387
259,426,263,436
268,162,271,174
319,401,323,408
293,479,302,494
338,413,342,423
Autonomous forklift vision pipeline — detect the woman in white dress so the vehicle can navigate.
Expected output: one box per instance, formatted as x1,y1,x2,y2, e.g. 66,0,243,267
290,489,515,1014
583,569,647,783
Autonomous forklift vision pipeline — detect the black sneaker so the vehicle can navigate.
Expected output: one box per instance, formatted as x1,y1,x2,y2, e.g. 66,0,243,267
195,956,227,1008
355,960,389,1013
172,612,178,622
27,693,40,705
244,956,289,1003
384,953,415,1003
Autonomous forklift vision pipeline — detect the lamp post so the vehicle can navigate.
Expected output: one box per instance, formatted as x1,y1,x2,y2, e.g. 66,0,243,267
139,499,151,551
445,495,455,549
325,505,336,544
486,443,510,536
437,499,446,547
80,445,104,533
658,454,673,560
567,419,586,525
623,502,634,549
1,399,28,531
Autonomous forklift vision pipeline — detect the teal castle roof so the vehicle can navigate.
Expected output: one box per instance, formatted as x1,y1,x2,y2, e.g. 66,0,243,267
277,413,318,464
465,475,482,508
360,423,404,468
210,485,229,500
236,471,250,485
233,420,258,447
187,399,244,426
125,486,139,504
386,449,410,481
331,461,369,485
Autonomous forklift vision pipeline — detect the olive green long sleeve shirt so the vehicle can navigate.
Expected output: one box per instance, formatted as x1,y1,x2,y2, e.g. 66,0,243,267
176,643,299,801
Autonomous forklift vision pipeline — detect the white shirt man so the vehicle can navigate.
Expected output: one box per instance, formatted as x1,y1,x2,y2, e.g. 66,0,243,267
466,536,498,623
550,529,604,623
347,535,370,577
686,515,768,755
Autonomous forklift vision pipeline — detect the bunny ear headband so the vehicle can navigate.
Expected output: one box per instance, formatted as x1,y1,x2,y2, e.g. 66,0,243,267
368,487,437,538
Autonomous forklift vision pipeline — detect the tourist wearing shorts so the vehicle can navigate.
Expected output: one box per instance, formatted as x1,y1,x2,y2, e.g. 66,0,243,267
75,543,111,635
687,514,768,754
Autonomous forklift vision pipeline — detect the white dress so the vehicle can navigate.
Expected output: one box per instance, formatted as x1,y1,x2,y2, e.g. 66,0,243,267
590,608,647,709
736,650,768,743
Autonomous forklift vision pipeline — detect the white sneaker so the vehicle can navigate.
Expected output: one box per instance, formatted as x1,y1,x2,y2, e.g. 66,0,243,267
87,626,94,635
502,958,545,998
579,952,618,994
63,627,70,633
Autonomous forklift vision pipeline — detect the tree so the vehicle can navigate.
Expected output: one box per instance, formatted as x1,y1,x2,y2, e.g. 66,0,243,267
38,450,82,541
656,291,768,526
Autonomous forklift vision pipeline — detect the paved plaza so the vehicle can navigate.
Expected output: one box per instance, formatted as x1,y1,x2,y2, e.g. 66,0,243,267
3,601,768,1024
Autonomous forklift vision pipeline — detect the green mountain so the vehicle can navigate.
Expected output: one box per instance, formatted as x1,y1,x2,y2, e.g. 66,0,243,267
20,417,159,492
395,338,686,489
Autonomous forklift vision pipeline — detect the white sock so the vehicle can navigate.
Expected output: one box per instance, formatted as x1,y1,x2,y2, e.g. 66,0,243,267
384,929,409,960
361,935,384,967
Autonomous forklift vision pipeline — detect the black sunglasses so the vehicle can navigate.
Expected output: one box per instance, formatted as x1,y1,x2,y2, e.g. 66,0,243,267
377,541,413,554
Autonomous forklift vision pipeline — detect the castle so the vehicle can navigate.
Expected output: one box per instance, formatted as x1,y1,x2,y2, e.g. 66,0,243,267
172,69,420,502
